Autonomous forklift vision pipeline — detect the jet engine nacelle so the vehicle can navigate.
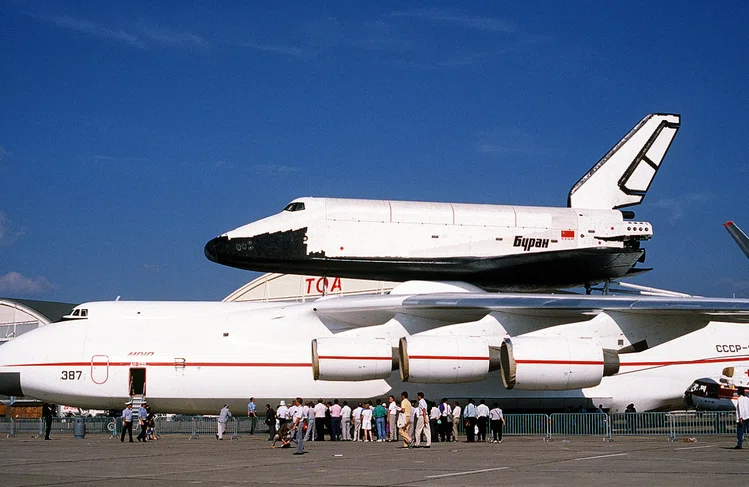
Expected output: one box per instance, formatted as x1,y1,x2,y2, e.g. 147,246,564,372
500,336,619,390
312,337,393,381
398,335,500,384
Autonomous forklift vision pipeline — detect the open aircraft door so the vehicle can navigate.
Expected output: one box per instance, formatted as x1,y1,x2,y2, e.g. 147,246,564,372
90,355,109,384
129,368,146,396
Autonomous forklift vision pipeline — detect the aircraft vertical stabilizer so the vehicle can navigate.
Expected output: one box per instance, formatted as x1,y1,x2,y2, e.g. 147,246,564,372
724,221,749,259
568,113,680,210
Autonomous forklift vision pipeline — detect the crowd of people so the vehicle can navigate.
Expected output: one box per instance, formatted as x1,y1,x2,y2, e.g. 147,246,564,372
113,394,506,452
257,392,506,452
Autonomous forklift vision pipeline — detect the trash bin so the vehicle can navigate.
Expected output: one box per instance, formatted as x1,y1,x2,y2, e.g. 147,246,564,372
73,416,86,438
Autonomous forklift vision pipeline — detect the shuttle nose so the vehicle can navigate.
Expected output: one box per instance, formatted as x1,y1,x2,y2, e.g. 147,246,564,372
204,236,222,263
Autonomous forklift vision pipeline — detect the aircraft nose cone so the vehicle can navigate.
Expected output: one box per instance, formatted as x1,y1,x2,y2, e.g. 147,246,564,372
683,393,694,408
204,237,222,263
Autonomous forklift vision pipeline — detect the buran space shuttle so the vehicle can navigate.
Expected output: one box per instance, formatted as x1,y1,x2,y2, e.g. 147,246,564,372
205,114,680,291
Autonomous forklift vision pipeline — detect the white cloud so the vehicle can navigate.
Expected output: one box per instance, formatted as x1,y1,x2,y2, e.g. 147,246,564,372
92,155,148,164
650,192,714,224
245,44,319,58
139,26,206,47
0,211,24,246
254,164,303,175
390,8,518,33
25,12,205,49
476,128,545,155
0,272,53,295
30,13,146,48
0,211,6,244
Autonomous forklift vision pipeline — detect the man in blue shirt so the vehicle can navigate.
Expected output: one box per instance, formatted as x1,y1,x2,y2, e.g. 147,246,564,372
136,401,148,442
120,402,134,443
247,397,258,435
463,399,477,442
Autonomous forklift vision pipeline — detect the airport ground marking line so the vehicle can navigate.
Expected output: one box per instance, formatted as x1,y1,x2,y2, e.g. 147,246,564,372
675,445,715,450
425,467,509,479
574,453,628,461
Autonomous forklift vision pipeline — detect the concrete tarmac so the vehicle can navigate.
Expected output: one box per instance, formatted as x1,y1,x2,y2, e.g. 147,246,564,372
0,433,744,486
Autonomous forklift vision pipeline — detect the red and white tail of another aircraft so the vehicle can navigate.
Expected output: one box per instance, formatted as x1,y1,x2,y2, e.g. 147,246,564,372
2,280,749,414
725,221,749,259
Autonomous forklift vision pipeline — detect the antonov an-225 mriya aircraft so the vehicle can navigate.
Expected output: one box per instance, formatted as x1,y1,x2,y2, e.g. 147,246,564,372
2,280,749,414
205,113,680,291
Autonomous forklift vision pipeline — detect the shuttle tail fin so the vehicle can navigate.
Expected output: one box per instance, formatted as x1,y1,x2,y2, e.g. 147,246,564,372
567,113,681,210
724,221,749,259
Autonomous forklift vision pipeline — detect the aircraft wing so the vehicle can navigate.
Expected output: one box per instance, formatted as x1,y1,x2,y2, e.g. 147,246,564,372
725,221,749,259
314,292,749,327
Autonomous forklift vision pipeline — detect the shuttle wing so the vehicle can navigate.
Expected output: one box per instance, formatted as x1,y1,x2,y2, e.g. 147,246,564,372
725,221,749,259
568,113,681,210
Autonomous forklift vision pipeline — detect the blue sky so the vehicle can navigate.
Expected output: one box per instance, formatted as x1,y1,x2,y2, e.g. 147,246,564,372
1,1,747,303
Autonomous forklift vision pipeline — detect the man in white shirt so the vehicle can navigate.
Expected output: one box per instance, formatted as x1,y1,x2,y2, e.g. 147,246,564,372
735,387,749,449
304,401,316,441
439,398,452,442
287,402,298,426
352,403,363,441
429,405,441,443
341,401,352,441
476,399,490,442
414,392,431,448
313,398,327,441
489,402,504,443
290,397,306,455
451,401,461,442
387,395,398,441
276,400,289,429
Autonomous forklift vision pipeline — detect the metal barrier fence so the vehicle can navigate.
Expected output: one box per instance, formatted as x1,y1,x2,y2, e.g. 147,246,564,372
503,414,550,438
549,413,610,438
0,412,741,440
609,412,670,438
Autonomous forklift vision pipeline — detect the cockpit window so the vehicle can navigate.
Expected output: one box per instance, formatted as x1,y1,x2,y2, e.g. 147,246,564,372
72,309,80,316
81,309,88,317
283,202,306,212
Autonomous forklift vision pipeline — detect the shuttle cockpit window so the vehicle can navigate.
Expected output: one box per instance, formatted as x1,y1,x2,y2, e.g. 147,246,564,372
65,308,88,320
283,202,306,212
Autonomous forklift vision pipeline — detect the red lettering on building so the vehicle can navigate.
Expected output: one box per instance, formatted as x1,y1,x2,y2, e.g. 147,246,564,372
304,277,344,294
316,278,328,293
330,277,342,292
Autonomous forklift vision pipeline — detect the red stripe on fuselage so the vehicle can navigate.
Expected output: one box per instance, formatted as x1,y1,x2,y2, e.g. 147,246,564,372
620,356,749,367
5,362,312,368
516,360,604,365
409,355,490,361
318,356,391,361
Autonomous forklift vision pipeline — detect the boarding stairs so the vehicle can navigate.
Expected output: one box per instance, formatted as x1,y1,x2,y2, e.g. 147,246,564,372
130,394,146,421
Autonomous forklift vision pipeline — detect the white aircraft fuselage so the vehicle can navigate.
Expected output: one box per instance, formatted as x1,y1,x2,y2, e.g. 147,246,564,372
205,199,652,291
2,288,749,414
